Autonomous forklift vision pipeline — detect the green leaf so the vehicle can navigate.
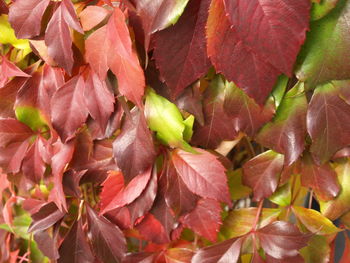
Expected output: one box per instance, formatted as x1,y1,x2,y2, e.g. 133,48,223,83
300,235,331,263
182,114,194,142
311,0,339,21
271,75,289,108
269,183,292,207
0,213,32,239
145,88,195,152
15,106,49,132
0,14,31,50
320,159,350,220
292,206,341,235
220,208,281,239
227,169,252,200
296,0,350,88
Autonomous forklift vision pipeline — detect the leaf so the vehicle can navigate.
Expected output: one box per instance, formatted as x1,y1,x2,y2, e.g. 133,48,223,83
0,118,33,147
122,252,155,263
51,76,89,142
0,0,8,15
8,0,50,39
136,213,170,244
191,76,238,148
221,208,281,239
242,150,284,202
172,148,231,204
34,230,59,260
307,82,350,164
191,237,243,263
99,171,124,212
0,15,31,49
113,109,156,182
79,6,110,31
339,232,350,263
256,221,310,259
223,0,310,75
206,0,280,105
28,202,65,233
296,0,350,87
0,140,29,173
320,159,350,220
227,169,252,201
131,0,190,48
86,205,126,263
0,56,30,88
145,89,194,152
45,0,83,74
311,0,339,21
182,198,222,242
165,248,194,263
300,235,330,263
22,136,46,183
101,167,152,214
84,69,115,132
301,153,340,201
257,83,308,165
292,206,341,235
153,0,211,98
269,183,292,207
58,219,94,263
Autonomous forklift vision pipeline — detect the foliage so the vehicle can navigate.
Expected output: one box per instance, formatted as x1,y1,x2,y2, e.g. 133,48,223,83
0,0,350,262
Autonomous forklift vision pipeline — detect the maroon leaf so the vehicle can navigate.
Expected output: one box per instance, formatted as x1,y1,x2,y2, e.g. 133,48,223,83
153,0,211,98
42,64,65,98
22,136,46,183
242,150,284,202
28,202,66,233
223,0,310,75
307,83,350,164
84,69,115,133
206,0,280,105
0,140,30,173
0,56,30,88
8,0,50,39
51,76,89,142
0,0,8,15
265,254,305,263
172,148,231,205
58,219,94,263
34,230,59,260
122,252,155,263
301,153,340,201
0,118,33,147
257,221,310,259
113,109,156,182
182,198,222,242
86,205,126,263
136,213,170,244
192,237,243,263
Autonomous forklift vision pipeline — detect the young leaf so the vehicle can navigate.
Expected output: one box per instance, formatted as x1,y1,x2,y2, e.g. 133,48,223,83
192,237,243,263
172,148,231,205
153,0,211,98
182,198,222,242
257,83,307,165
58,219,94,263
223,0,310,75
257,221,310,259
113,109,156,182
51,76,89,142
8,0,50,39
86,205,126,263
242,150,284,202
206,0,280,105
307,82,350,164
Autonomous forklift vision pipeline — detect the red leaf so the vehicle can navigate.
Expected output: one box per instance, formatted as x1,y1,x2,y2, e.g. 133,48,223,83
122,252,155,263
22,136,46,183
58,219,94,263
153,0,211,98
8,0,50,39
79,6,110,31
172,148,231,205
34,230,59,260
265,254,304,263
0,56,30,88
42,64,65,98
182,199,222,242
301,153,340,201
28,202,65,233
113,109,156,182
136,213,170,244
307,83,350,164
256,221,310,259
51,76,88,142
101,167,152,214
242,150,284,202
86,205,126,263
0,0,8,15
99,171,124,212
223,0,310,75
0,140,30,173
84,69,115,132
339,233,350,263
191,237,243,263
206,0,280,105
0,118,33,147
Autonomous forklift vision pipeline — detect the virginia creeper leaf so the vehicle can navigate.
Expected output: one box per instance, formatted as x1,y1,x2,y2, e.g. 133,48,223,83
0,56,30,88
22,136,46,183
311,0,339,20
79,6,110,31
257,82,307,165
0,118,33,147
99,171,124,212
171,148,231,205
242,150,284,202
153,0,211,98
34,230,59,260
0,140,29,173
300,235,330,263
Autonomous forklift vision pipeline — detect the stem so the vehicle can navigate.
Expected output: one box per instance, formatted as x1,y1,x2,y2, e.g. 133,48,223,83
308,190,313,209
78,199,84,220
252,201,264,232
244,136,256,158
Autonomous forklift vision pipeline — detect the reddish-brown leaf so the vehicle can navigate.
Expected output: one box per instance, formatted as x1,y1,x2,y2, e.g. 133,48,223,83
86,206,126,263
113,109,156,182
153,0,211,98
0,118,33,147
136,213,170,244
22,136,46,183
242,151,284,202
51,76,88,142
0,140,29,173
8,0,50,39
79,5,110,31
99,171,124,212
182,198,222,242
34,230,59,260
0,0,8,14
257,221,310,259
172,148,231,205
0,56,30,88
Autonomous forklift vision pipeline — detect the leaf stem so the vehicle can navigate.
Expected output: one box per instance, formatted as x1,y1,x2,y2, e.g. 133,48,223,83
308,190,313,209
252,200,264,232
